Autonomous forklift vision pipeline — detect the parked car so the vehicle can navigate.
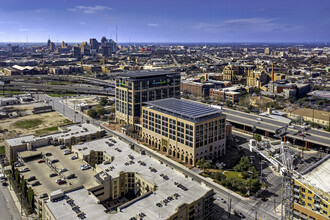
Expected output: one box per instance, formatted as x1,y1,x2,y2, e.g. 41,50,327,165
217,197,226,203
45,152,52,156
57,180,67,185
27,176,36,182
59,168,67,173
60,145,66,150
20,168,30,173
2,182,8,186
64,150,71,155
234,210,245,218
80,164,91,170
38,159,45,163
31,181,40,187
39,193,48,199
67,173,75,179
51,159,59,163
49,173,57,177
71,155,78,160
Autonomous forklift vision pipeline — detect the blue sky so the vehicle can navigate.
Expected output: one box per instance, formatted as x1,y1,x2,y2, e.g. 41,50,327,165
0,0,329,43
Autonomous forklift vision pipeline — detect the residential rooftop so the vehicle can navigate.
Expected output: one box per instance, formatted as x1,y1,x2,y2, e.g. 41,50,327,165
72,137,212,219
144,98,224,123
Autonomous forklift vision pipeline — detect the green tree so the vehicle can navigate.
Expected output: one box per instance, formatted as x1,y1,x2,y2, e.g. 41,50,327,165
14,168,20,183
225,100,233,107
234,156,251,172
215,172,226,182
87,108,97,118
27,187,35,210
110,106,115,114
21,177,27,198
253,134,262,142
196,158,211,172
99,97,108,106
95,106,107,116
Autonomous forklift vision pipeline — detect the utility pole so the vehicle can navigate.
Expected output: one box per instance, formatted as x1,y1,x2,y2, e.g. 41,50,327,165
228,198,232,219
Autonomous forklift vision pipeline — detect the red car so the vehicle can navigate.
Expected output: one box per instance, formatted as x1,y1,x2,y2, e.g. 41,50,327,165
299,133,306,137
38,159,45,163
57,180,67,185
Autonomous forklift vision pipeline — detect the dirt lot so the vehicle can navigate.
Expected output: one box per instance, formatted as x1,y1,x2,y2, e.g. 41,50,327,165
0,111,72,145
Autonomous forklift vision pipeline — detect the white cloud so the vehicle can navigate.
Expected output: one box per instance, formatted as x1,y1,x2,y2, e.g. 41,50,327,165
68,5,112,14
148,23,159,27
196,17,286,33
80,22,86,25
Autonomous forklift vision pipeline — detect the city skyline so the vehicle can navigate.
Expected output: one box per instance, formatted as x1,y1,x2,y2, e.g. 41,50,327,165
0,0,329,43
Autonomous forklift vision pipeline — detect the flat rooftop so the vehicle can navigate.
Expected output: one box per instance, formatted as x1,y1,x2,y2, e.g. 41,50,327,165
116,70,178,79
303,157,330,194
45,187,108,220
144,98,224,123
72,137,212,219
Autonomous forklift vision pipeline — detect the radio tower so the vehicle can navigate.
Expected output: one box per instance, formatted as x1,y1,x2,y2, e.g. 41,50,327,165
275,125,294,220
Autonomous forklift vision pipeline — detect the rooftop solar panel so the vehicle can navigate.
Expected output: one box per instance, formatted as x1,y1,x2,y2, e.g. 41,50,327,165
145,98,222,121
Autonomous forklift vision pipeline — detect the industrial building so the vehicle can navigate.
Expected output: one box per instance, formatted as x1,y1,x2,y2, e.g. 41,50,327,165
115,71,181,125
141,98,226,165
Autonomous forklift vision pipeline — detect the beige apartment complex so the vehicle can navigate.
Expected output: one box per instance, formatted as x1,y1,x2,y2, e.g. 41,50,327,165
115,71,181,125
141,98,226,165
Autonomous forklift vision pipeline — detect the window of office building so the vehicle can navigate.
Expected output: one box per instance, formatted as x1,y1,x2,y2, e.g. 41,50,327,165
128,92,132,103
149,112,155,132
162,116,168,137
169,119,176,141
214,120,218,141
156,89,162,99
208,121,214,143
134,92,140,103
128,105,132,116
142,91,148,102
134,104,140,117
185,124,193,147
155,114,161,134
134,82,140,90
162,88,168,98
142,81,148,90
149,90,155,101
204,123,208,145
128,82,132,90
169,88,174,97
177,121,185,144
218,119,225,139
175,86,180,97
195,125,203,148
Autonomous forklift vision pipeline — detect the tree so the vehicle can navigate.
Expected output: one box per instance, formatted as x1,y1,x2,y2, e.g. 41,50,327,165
87,108,97,118
95,105,107,116
99,97,108,106
27,187,35,210
253,134,262,142
225,100,233,107
21,177,27,198
14,168,20,183
216,95,224,104
110,106,115,114
234,156,251,172
196,158,211,172
215,172,226,182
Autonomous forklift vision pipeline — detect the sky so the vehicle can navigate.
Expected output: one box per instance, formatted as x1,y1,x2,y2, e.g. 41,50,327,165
0,0,329,43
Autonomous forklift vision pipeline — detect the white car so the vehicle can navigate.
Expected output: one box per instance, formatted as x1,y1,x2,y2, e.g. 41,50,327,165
289,125,295,129
80,164,91,170
256,117,262,121
217,197,226,203
64,150,71,155
59,168,67,173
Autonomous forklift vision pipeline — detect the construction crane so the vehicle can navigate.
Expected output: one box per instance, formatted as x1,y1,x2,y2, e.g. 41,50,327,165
275,125,294,220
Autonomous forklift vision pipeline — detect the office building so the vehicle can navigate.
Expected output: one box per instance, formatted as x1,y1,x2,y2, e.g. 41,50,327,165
115,71,181,125
141,98,226,165
90,38,100,51
246,70,270,88
293,158,329,220
102,39,117,57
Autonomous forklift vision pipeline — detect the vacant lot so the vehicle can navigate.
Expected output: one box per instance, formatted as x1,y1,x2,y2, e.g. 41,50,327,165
0,112,72,146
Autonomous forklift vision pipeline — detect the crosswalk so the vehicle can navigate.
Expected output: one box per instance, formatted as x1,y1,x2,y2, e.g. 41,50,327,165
265,173,275,182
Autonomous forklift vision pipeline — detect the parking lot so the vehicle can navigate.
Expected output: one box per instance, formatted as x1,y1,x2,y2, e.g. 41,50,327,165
19,145,97,197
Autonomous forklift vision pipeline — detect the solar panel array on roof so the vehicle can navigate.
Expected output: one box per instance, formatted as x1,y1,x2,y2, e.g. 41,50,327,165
145,98,222,120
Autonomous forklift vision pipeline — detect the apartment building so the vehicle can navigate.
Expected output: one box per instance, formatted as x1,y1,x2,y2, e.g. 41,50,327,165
209,88,240,103
141,98,226,165
292,158,330,220
288,108,329,127
115,71,180,125
181,80,215,97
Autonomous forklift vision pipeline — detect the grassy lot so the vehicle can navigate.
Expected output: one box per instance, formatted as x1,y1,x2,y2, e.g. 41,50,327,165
34,126,59,136
14,119,43,129
0,146,5,155
46,92,77,97
0,90,24,97
34,119,72,136
224,171,243,179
